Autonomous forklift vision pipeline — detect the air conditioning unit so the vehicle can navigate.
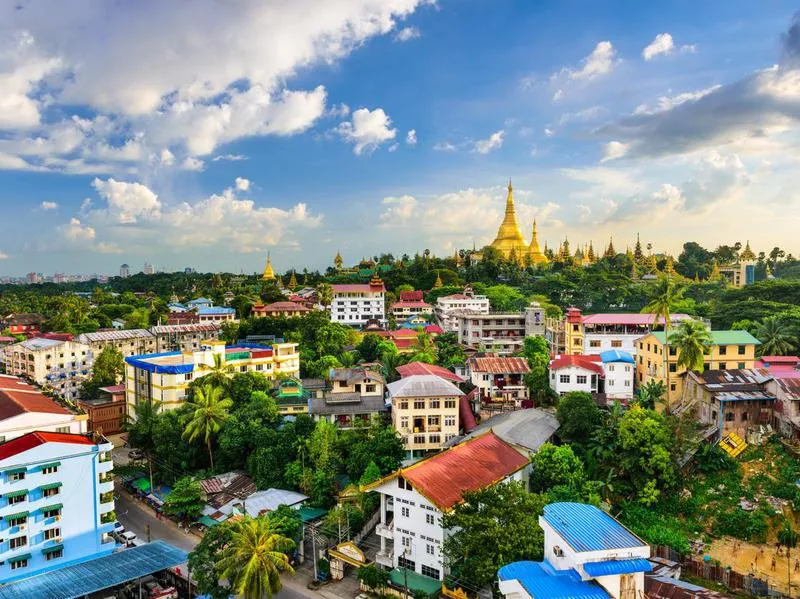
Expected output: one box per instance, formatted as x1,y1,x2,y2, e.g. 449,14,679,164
552,545,564,557
55,537,62,543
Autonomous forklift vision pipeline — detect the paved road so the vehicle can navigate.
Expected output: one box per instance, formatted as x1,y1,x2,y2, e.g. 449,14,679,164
115,488,199,553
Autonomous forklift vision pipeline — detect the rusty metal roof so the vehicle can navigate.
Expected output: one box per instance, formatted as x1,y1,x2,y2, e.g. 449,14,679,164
400,431,529,511
467,356,530,374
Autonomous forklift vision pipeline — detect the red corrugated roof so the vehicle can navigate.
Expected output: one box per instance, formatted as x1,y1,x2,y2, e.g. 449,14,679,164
581,313,691,325
759,356,800,364
0,376,71,419
397,362,463,382
390,301,432,309
424,324,444,334
332,284,385,292
0,431,96,461
399,291,424,301
253,301,310,312
401,432,529,511
459,394,477,433
468,357,530,374
549,354,604,376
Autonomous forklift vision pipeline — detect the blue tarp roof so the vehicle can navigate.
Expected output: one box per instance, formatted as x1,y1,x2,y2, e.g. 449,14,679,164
125,351,194,375
197,307,235,315
498,561,609,599
583,558,652,577
599,350,635,364
0,541,187,599
542,503,647,553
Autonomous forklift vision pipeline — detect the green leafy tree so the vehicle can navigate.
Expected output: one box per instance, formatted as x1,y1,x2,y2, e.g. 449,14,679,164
442,482,548,589
357,564,390,591
434,332,466,368
644,276,684,396
529,443,586,493
183,384,233,470
162,477,205,521
268,505,303,541
316,282,333,308
754,315,797,356
556,392,600,445
188,518,235,598
637,380,665,410
669,320,713,373
80,345,125,400
356,334,383,362
218,516,295,599
483,284,527,311
617,406,676,505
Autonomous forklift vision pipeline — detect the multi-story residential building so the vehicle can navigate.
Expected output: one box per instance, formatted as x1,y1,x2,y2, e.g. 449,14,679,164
390,291,432,322
76,329,156,358
273,379,311,416
364,432,530,581
125,341,300,420
251,301,312,318
545,307,692,356
197,306,237,323
549,351,635,401
310,367,387,428
387,375,462,456
636,330,760,403
498,502,651,599
466,356,530,405
3,338,94,401
1,313,46,337
0,375,88,441
150,323,222,352
143,263,154,275
0,431,116,583
455,303,545,355
330,274,386,327
77,385,125,435
435,286,490,333
168,299,237,324
396,361,464,384
770,377,800,439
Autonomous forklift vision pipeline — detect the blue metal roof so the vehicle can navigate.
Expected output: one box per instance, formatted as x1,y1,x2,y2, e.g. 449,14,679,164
0,541,187,599
125,352,194,375
599,350,635,364
498,561,609,599
542,503,647,553
197,306,235,315
187,297,212,305
583,558,652,577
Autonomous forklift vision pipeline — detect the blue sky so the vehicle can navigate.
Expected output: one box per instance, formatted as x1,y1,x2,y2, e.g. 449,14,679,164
1,0,799,276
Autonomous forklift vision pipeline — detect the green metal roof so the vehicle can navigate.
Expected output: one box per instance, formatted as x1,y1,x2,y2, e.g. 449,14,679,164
39,503,63,512
41,544,63,555
39,482,62,491
5,489,27,498
4,511,29,520
298,507,327,522
197,515,220,527
132,477,151,492
388,568,441,597
651,330,761,345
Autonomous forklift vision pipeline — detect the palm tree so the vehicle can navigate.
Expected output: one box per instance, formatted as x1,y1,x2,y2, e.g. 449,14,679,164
644,276,684,399
754,316,797,356
316,282,333,308
218,516,295,599
669,320,713,375
202,353,233,388
182,384,232,470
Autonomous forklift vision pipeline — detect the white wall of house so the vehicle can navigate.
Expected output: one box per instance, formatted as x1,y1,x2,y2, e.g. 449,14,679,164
0,413,87,442
584,334,641,356
331,292,385,326
603,362,634,400
549,365,599,395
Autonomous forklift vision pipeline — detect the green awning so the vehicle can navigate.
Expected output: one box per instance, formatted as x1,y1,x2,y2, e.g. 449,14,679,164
5,489,28,499
39,482,62,491
4,511,29,520
388,568,441,597
8,553,31,564
39,462,61,470
4,468,26,475
39,503,63,512
298,507,328,522
197,515,220,527
41,544,63,555
132,478,151,493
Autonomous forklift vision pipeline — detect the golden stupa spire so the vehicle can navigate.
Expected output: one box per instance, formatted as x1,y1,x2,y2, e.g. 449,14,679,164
527,219,549,264
288,271,298,289
433,271,443,289
740,240,756,262
262,252,276,281
603,238,616,259
490,179,527,259
334,250,343,270
710,259,721,281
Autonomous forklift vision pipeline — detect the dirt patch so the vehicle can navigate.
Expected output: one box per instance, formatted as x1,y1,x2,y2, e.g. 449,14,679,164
707,536,800,596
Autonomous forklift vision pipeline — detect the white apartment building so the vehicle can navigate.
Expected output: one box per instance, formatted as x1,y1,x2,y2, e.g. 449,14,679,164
150,323,222,352
455,303,546,355
364,432,530,582
435,287,490,333
330,276,386,327
3,339,94,401
0,375,88,441
0,431,116,583
549,351,635,401
76,329,156,358
498,502,651,599
125,340,300,420
387,375,461,456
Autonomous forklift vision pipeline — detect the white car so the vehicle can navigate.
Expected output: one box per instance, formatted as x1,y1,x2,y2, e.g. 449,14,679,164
119,531,137,547
113,521,125,534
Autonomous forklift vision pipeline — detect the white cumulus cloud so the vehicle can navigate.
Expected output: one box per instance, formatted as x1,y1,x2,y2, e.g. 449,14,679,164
91,177,162,224
473,130,504,154
335,107,397,155
642,33,675,61
406,129,417,145
39,201,58,211
558,41,618,81
235,177,251,192
600,141,630,162
394,27,420,42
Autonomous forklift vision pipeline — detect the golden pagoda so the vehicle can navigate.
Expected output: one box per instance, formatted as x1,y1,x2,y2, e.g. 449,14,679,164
433,271,443,289
490,181,527,260
453,249,462,267
587,241,596,263
528,220,549,265
740,240,757,262
603,238,616,260
710,259,722,281
665,255,677,277
646,253,659,274
334,251,343,270
262,252,276,281
288,271,298,289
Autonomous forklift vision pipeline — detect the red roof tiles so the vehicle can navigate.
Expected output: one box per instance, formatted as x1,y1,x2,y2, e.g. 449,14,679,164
0,376,71,419
400,432,528,511
399,291,424,302
468,357,530,374
252,301,311,313
549,354,604,376
396,362,464,383
0,431,96,461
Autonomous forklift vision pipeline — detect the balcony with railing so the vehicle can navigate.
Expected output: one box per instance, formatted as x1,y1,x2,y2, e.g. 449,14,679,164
376,548,394,568
376,520,394,538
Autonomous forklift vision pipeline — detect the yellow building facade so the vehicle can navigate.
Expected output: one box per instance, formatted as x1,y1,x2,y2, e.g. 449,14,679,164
635,330,760,403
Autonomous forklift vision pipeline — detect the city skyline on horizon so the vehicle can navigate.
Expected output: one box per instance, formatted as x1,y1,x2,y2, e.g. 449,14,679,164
2,1,800,276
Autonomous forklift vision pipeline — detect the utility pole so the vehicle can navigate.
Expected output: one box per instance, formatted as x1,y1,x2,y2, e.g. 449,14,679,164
312,524,318,581
403,546,410,599
145,523,151,543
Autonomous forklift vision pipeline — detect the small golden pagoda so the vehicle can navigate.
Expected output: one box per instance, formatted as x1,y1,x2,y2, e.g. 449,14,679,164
528,220,549,265
710,259,722,281
288,271,298,289
334,251,343,270
740,241,757,262
490,181,528,260
433,271,443,289
603,238,616,259
262,252,276,281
